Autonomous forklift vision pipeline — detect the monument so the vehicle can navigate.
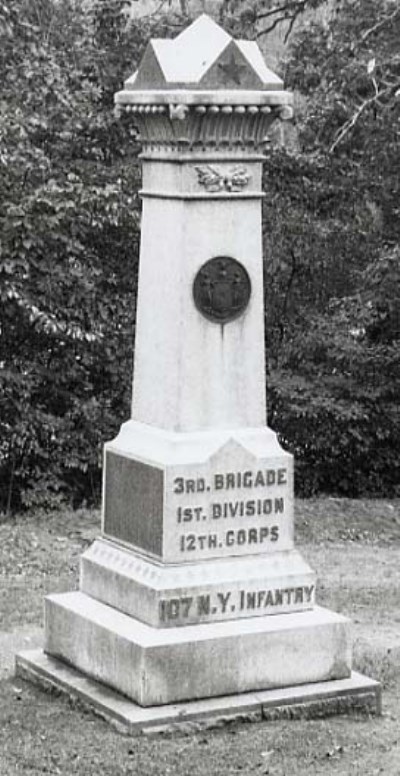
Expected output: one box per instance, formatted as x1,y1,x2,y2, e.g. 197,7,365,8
17,15,380,729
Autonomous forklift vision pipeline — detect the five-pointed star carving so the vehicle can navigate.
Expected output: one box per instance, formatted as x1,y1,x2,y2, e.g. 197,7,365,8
218,54,247,85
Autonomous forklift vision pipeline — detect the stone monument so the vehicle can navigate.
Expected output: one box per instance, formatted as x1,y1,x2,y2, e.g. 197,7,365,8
17,15,380,729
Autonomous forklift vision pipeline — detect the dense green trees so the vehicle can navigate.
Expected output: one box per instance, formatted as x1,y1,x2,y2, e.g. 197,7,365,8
262,0,400,495
1,0,398,510
0,0,146,511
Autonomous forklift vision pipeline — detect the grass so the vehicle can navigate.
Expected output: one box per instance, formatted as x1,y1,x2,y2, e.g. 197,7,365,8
0,498,399,775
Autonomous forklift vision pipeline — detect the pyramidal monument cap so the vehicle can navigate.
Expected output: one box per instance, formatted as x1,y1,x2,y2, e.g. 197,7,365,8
122,14,284,93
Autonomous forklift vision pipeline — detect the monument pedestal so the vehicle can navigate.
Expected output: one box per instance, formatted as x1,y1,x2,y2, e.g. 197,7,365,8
44,594,351,707
17,649,381,733
17,15,380,728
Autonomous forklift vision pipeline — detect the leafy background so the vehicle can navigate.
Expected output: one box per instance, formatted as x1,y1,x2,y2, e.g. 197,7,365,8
1,0,399,512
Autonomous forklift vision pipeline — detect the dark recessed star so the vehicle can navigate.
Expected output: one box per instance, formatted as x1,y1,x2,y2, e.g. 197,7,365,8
218,54,247,86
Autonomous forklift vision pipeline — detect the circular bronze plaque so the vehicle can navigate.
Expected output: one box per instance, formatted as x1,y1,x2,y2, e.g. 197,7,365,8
193,256,251,324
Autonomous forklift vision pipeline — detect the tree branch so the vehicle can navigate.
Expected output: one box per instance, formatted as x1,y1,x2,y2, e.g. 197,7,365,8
361,6,400,43
255,0,307,23
329,83,398,154
255,0,312,40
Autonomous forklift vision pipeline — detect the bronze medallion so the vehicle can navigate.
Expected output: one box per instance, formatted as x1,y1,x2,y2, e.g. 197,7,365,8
193,256,251,324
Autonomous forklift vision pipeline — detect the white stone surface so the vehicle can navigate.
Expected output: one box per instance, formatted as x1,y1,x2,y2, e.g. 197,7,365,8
152,16,230,84
104,424,295,563
141,160,262,198
107,420,285,464
81,538,316,626
163,438,293,561
132,197,265,431
16,650,382,733
116,89,292,106
236,40,281,86
44,592,352,706
33,16,359,720
122,15,283,91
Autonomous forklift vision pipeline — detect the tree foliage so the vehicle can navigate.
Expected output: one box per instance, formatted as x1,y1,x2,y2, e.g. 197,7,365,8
1,0,399,510
263,0,400,495
0,0,179,512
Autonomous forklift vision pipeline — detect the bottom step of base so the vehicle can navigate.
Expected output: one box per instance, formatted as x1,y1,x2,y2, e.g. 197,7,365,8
16,649,381,735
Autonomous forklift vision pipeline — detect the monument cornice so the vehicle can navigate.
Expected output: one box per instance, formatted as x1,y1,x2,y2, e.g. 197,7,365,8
115,89,293,109
116,100,292,154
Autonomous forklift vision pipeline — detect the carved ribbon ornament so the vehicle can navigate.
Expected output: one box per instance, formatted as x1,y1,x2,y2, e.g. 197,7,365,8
195,165,251,193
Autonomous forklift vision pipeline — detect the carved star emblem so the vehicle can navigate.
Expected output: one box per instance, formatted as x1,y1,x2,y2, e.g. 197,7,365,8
218,54,247,86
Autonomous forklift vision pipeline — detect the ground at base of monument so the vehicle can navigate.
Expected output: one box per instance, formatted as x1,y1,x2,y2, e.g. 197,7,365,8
16,649,380,735
2,500,400,775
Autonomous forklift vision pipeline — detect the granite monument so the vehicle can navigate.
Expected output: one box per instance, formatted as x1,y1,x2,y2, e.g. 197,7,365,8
17,15,380,730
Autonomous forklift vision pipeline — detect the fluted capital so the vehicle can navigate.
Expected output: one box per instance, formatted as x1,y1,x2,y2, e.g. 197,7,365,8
115,15,293,158
117,100,293,157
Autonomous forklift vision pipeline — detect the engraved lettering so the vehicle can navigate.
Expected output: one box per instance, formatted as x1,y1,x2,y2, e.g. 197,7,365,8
270,525,279,541
174,477,184,494
198,594,211,615
226,473,235,489
169,599,180,619
295,587,304,604
231,586,312,614
254,471,265,487
181,597,193,617
159,600,167,621
257,591,265,607
304,585,315,603
284,588,294,604
243,471,252,487
174,477,209,494
278,468,287,485
248,528,258,543
217,592,231,613
214,474,224,490
211,498,285,518
259,526,269,542
206,469,289,492
212,503,221,519
245,500,255,515
186,534,196,551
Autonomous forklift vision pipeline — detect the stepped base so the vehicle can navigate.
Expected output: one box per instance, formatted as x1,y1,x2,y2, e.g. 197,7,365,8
81,538,316,627
44,591,351,706
16,650,381,734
